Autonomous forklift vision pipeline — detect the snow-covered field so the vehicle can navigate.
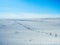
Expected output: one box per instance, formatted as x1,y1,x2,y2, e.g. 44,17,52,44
0,18,60,45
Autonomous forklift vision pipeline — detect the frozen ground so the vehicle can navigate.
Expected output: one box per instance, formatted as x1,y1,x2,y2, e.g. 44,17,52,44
0,18,60,45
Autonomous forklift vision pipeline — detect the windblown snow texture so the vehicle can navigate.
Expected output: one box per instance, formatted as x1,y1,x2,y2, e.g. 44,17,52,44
0,18,60,45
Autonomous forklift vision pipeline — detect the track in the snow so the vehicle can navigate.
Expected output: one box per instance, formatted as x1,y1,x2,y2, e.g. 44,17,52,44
15,21,33,30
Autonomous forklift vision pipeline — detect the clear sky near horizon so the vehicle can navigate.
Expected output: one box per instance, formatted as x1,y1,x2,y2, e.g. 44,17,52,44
0,0,60,18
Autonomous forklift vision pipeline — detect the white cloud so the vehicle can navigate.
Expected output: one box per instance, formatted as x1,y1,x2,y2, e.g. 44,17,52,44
0,13,60,19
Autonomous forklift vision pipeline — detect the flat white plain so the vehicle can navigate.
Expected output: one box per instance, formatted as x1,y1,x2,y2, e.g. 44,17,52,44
0,18,60,45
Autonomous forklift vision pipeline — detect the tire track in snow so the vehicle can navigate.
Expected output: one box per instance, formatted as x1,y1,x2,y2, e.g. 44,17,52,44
15,21,32,30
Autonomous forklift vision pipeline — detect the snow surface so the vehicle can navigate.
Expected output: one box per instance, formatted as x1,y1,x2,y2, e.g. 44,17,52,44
0,18,60,45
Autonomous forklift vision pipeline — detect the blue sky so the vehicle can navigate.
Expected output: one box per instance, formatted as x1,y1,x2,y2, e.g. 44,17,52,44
0,0,60,18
